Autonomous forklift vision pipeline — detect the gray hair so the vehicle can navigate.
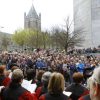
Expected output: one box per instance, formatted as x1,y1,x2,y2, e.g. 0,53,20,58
42,71,51,82
11,69,24,81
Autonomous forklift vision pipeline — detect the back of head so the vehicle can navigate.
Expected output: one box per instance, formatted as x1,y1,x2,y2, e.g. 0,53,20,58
37,70,45,81
26,69,36,81
0,65,6,75
11,66,19,72
73,72,83,83
42,71,51,86
48,72,64,94
11,69,24,83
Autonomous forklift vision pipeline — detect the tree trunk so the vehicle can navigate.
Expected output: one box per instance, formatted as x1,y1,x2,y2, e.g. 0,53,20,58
65,45,68,54
43,41,46,49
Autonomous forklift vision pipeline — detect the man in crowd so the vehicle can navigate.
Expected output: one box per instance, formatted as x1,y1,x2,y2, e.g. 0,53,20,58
1,69,37,100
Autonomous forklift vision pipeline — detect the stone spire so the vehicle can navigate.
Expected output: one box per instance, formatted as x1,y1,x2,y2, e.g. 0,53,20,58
24,0,41,31
27,4,38,19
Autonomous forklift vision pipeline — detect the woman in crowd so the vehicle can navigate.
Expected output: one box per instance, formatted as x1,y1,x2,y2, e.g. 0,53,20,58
36,71,51,99
39,72,69,100
65,72,89,100
35,70,45,89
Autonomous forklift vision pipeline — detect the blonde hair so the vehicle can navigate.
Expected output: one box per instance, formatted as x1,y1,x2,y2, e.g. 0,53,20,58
48,72,65,94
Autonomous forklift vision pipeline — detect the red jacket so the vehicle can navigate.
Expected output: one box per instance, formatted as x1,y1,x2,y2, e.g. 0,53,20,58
2,77,10,87
35,86,48,99
1,91,37,100
36,87,42,98
1,83,37,100
0,75,10,87
19,91,37,100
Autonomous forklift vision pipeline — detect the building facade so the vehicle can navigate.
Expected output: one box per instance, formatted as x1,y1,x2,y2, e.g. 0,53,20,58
24,4,41,31
73,0,100,48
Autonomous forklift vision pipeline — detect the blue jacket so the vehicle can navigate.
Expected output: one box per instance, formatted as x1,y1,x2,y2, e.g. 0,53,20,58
77,63,85,73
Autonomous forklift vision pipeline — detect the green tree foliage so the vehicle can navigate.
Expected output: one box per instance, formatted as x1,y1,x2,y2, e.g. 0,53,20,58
41,31,51,49
12,29,50,49
12,29,27,47
26,29,42,48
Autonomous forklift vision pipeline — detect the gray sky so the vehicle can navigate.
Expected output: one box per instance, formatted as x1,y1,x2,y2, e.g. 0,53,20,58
0,0,73,33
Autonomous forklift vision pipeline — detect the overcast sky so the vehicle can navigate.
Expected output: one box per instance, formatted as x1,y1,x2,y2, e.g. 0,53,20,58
0,0,73,33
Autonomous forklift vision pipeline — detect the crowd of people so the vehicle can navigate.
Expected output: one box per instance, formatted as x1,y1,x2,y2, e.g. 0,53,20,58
68,47,100,54
0,49,99,100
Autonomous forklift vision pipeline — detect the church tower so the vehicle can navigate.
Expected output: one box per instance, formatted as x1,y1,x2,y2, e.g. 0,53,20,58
24,4,41,31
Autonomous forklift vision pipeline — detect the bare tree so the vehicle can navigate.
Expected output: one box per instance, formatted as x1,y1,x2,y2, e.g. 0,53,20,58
51,27,62,49
51,17,85,53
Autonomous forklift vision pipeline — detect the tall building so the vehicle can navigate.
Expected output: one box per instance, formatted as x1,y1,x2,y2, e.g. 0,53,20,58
73,0,100,48
24,4,41,31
